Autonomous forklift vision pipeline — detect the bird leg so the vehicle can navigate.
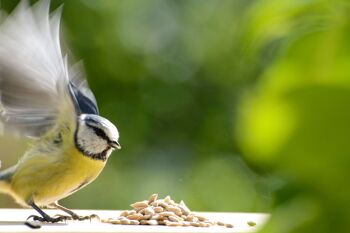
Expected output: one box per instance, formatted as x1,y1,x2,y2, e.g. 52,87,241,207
26,200,71,223
50,202,100,221
25,199,99,229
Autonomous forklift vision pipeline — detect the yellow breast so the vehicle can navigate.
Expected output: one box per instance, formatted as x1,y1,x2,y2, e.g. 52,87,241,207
10,147,106,206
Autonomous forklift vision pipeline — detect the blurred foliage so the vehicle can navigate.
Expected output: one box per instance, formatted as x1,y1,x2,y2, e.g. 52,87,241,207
0,0,349,232
238,0,350,232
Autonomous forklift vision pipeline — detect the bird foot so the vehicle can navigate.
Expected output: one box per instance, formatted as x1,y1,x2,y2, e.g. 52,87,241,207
24,213,100,229
25,214,71,229
26,214,71,223
55,213,100,221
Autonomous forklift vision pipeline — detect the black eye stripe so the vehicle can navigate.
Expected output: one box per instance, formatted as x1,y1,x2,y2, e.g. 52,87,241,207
86,123,110,142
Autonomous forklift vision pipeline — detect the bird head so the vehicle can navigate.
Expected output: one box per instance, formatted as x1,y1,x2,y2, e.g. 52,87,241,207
75,114,120,161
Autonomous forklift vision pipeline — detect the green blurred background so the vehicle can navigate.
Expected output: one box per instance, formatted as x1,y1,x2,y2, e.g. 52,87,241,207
1,0,350,232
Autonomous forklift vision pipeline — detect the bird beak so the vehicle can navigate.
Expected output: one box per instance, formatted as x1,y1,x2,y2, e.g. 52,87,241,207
110,141,121,150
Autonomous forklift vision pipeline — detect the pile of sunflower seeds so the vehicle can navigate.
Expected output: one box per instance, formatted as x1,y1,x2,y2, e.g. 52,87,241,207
102,194,234,228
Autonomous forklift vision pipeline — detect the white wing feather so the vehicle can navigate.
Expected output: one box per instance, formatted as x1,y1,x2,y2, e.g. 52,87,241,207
0,0,97,138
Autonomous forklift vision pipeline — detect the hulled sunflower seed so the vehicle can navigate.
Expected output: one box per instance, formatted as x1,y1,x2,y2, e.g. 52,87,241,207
104,219,120,224
142,220,158,225
143,207,155,215
151,200,160,207
150,214,164,220
148,194,158,204
127,213,143,220
158,201,170,209
217,221,226,226
102,194,235,229
164,195,172,203
141,214,152,220
129,210,137,215
157,220,166,225
119,211,129,217
247,221,256,227
196,215,208,221
165,220,183,227
154,206,164,213
205,220,215,225
130,201,148,209
182,221,191,227
168,215,183,222
166,206,182,216
159,211,176,217
185,215,194,221
101,218,112,223
178,200,191,215
190,222,200,227
199,222,210,227
129,220,140,225
120,219,130,225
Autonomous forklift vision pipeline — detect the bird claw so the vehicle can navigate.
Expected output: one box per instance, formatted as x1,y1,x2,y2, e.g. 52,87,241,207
25,213,100,229
88,214,100,221
26,215,45,222
54,213,100,221
73,213,100,221
53,214,74,221
27,214,70,223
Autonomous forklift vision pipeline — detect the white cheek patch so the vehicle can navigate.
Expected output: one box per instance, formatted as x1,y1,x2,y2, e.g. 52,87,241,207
77,124,108,154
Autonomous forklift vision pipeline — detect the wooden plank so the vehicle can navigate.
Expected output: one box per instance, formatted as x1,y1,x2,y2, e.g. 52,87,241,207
0,209,269,233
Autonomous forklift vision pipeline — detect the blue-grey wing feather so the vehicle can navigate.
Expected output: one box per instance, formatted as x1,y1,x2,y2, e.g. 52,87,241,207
69,81,99,115
68,62,99,115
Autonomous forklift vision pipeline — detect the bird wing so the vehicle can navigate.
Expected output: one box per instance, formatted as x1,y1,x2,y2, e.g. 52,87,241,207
0,0,98,138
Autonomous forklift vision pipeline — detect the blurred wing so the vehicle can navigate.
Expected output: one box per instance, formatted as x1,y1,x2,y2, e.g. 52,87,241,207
0,0,98,138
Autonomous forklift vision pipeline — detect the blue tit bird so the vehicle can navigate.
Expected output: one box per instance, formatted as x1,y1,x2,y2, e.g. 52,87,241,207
0,0,121,223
